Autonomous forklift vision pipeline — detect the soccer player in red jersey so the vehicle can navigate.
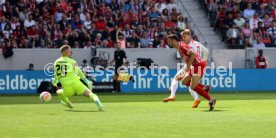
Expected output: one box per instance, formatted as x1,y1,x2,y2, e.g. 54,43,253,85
163,30,210,108
165,32,217,111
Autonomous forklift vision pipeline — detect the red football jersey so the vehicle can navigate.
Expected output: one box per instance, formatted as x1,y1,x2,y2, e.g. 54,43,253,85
178,42,202,66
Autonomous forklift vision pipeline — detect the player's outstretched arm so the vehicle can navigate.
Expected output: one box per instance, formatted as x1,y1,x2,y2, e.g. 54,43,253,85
196,41,209,61
75,64,93,90
201,46,209,61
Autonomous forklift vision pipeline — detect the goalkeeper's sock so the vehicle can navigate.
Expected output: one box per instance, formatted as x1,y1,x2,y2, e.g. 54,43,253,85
189,87,199,100
170,79,178,97
89,93,104,111
57,89,73,108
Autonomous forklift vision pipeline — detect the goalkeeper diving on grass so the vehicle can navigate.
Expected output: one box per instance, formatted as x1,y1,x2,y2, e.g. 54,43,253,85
52,45,104,111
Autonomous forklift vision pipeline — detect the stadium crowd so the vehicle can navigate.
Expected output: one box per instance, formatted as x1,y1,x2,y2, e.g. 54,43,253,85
203,0,276,49
0,0,196,50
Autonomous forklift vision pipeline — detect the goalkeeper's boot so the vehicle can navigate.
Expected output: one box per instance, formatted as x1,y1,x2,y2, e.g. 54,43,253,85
91,94,104,111
192,99,201,108
60,100,74,109
209,99,217,111
162,96,176,103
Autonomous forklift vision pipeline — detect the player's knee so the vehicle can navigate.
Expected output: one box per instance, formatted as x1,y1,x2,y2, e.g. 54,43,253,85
56,89,63,95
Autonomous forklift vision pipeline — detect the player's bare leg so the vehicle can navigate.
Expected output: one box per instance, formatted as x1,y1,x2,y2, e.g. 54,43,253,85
189,75,216,111
83,90,104,111
56,89,74,108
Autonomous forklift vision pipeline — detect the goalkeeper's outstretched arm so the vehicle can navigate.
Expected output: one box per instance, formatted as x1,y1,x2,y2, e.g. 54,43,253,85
75,63,93,90
75,63,86,79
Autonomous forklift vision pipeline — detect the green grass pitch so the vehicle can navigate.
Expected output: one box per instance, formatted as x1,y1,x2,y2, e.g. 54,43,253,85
1,92,276,138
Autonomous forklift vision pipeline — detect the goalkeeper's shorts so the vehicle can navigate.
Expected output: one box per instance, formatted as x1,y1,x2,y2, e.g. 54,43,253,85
61,79,88,97
117,72,131,82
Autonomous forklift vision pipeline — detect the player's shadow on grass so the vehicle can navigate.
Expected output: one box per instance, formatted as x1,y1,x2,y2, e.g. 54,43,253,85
48,113,57,115
200,110,227,112
65,109,99,112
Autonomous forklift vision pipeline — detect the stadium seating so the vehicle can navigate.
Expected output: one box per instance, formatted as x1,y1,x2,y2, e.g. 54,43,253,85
202,0,276,49
0,0,195,49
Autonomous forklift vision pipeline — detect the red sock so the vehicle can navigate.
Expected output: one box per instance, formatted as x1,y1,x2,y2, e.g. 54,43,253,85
193,85,211,100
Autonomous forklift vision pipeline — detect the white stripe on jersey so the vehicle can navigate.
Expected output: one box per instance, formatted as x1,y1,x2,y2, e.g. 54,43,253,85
189,40,209,61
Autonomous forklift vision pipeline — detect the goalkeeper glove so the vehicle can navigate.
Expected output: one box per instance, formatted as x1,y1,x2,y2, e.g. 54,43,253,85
52,78,59,87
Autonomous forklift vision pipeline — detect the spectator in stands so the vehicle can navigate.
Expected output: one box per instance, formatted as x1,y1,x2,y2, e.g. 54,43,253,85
54,33,64,48
84,40,93,49
249,13,263,30
164,16,176,30
26,63,34,71
255,21,271,46
234,13,246,29
122,24,133,39
227,23,240,48
156,39,169,48
54,7,63,23
95,16,107,31
255,49,268,69
208,0,218,27
11,17,20,30
253,37,266,48
221,14,234,42
127,31,140,48
167,0,178,12
27,25,38,39
170,7,181,22
117,29,126,49
177,15,186,31
3,23,13,39
93,33,102,47
140,31,151,48
148,8,160,20
44,33,52,48
83,15,92,30
262,14,273,29
242,22,253,41
155,0,167,13
243,3,255,19
24,15,35,28
59,15,69,31
98,40,109,48
2,40,13,58
32,36,41,48
73,41,80,48
161,8,169,21
40,40,46,48
267,20,276,46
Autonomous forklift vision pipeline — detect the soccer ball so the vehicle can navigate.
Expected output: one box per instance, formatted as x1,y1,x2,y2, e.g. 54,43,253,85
40,91,52,102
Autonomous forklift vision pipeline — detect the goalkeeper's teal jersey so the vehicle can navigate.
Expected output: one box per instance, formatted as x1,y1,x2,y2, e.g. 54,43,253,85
53,57,85,83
